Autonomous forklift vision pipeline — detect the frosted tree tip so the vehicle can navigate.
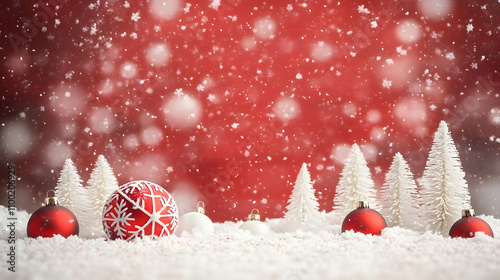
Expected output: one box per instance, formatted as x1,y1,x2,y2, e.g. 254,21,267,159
64,158,74,165
438,120,448,130
350,143,362,154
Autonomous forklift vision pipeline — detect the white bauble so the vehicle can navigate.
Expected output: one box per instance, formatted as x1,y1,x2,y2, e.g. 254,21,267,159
176,212,214,235
239,220,271,236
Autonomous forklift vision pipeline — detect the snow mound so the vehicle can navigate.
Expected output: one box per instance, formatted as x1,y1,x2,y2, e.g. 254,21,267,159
1,206,499,279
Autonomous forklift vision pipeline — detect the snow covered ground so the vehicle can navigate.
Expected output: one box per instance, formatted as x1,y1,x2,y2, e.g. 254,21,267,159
2,206,499,280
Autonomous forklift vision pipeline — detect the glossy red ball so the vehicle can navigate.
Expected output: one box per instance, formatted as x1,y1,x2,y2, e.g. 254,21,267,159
102,180,179,241
27,205,79,238
342,207,387,235
449,216,494,238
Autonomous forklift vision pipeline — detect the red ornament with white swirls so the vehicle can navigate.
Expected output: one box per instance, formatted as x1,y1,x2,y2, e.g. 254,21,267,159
102,180,179,241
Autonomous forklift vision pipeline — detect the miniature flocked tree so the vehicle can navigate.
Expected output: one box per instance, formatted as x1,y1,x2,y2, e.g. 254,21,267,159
380,153,419,230
420,121,471,235
284,163,320,227
333,144,378,219
55,158,89,229
86,155,119,236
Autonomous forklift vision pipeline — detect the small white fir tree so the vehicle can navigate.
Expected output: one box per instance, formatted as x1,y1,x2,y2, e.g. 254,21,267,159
86,155,119,236
285,163,320,227
55,158,89,228
333,144,378,219
380,153,419,230
420,121,471,235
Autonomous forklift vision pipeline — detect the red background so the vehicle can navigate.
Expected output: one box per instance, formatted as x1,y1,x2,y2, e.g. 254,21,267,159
1,0,500,222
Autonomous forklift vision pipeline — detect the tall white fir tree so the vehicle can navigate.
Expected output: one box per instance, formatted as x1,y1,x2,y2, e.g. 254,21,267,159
285,162,320,227
55,158,89,229
380,153,419,230
420,121,471,235
86,155,119,236
333,144,378,219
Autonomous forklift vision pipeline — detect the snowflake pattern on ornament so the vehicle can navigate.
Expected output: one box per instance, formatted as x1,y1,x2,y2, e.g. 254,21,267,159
102,181,179,240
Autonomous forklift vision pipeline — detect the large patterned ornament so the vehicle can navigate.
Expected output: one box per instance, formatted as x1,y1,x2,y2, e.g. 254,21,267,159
102,180,179,240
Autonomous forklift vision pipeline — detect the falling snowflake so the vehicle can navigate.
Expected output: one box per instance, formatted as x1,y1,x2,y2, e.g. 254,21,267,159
207,94,216,102
209,0,221,10
445,52,455,60
131,12,141,22
90,23,98,35
466,24,474,33
184,3,192,13
174,88,185,96
382,78,392,89
357,5,370,14
396,46,407,56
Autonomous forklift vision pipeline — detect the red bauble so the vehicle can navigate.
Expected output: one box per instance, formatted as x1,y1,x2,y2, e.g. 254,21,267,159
341,201,387,235
449,209,494,238
102,180,179,240
27,195,79,238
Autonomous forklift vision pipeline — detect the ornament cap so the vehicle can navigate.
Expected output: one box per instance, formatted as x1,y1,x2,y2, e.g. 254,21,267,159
194,201,205,214
45,190,58,206
357,200,369,209
248,208,260,221
462,208,475,217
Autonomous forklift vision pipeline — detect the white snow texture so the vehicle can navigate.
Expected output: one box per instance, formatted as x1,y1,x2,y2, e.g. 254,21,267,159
420,121,471,235
333,144,378,220
1,206,499,280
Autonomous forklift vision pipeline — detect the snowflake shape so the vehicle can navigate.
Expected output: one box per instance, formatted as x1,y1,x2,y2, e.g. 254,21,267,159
126,183,178,240
382,78,392,89
103,199,134,239
103,181,179,241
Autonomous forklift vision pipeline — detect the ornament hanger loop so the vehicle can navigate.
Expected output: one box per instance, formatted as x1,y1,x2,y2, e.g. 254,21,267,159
194,201,206,214
351,195,369,209
46,189,55,198
45,189,58,206
461,203,474,217
356,195,369,208
248,208,261,221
